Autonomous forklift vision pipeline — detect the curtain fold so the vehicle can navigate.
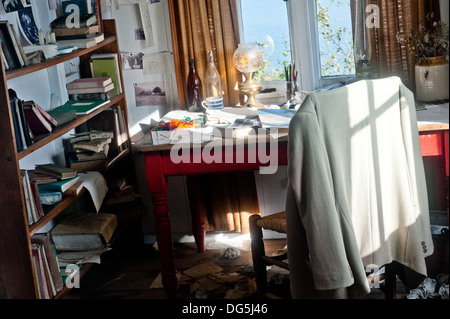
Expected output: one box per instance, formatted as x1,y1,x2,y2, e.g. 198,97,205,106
351,0,441,91
168,0,242,107
168,0,258,233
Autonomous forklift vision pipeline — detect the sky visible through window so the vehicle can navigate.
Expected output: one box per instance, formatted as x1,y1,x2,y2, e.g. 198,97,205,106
241,0,291,81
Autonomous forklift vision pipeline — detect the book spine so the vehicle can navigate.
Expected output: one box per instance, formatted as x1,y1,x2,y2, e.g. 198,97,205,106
69,90,115,100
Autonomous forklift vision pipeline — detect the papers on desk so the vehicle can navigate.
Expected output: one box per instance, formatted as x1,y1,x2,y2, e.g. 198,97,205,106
149,108,295,145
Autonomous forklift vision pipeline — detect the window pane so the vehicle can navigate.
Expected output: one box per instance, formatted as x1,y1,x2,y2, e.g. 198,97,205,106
241,0,291,82
317,0,355,77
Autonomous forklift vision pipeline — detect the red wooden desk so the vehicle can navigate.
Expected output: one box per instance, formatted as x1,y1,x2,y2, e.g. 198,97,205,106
134,104,448,299
134,132,287,298
416,103,449,212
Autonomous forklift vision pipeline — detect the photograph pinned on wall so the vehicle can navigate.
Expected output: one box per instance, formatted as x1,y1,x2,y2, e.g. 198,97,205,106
121,52,143,70
16,6,39,45
135,28,145,40
1,0,31,13
134,82,167,107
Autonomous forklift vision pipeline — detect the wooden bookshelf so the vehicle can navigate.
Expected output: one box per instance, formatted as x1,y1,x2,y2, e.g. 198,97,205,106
0,19,131,299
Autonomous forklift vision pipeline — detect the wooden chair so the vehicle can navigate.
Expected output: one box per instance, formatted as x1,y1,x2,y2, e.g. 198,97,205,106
249,212,400,299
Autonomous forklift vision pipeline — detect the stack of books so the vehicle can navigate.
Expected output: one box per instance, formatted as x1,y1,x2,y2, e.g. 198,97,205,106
66,77,115,101
50,1,104,49
66,130,114,172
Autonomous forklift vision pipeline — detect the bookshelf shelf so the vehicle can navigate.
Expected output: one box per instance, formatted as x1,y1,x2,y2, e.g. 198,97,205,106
17,93,125,160
29,189,87,236
0,18,132,299
5,36,117,81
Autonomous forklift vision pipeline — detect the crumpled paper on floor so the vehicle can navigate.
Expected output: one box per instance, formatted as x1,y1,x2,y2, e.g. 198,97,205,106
407,276,449,299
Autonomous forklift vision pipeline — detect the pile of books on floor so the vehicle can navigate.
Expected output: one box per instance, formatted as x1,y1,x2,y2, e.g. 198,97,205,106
21,164,81,226
66,76,115,101
66,130,114,172
51,0,104,50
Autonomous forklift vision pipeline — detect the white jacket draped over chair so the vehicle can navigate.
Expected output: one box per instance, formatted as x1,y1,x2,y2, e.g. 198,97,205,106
286,77,434,298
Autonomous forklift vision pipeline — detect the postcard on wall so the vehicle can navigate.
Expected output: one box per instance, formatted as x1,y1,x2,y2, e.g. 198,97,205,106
121,52,143,70
134,81,167,107
1,0,31,13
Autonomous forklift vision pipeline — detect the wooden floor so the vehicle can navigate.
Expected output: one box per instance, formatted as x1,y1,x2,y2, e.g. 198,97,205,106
64,231,411,300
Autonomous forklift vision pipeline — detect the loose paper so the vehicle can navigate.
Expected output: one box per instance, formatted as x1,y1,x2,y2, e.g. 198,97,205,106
78,171,108,212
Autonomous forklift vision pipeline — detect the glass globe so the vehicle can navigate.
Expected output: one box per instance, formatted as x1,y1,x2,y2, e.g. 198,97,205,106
233,43,263,74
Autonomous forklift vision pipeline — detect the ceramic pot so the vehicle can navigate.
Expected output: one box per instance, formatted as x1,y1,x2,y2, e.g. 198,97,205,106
415,56,449,102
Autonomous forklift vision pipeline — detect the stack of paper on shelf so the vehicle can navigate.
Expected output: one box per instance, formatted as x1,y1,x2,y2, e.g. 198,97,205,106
65,130,113,173
50,212,118,251
66,77,115,101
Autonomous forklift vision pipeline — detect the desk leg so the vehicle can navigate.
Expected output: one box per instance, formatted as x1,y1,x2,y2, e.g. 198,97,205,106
187,175,205,253
146,154,177,299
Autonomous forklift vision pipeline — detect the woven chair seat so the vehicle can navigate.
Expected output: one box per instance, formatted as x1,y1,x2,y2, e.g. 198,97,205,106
256,211,287,234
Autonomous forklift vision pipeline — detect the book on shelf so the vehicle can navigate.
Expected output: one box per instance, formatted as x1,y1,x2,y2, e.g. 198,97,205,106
30,233,64,297
0,21,25,69
31,243,52,299
69,89,116,101
15,98,34,147
69,157,108,173
23,100,57,135
35,163,78,180
11,97,27,151
52,99,110,115
52,24,100,37
69,130,114,143
21,170,44,225
73,137,111,153
76,145,109,161
87,107,126,156
50,212,118,251
66,77,112,90
61,0,94,16
27,170,58,184
7,23,29,66
90,53,122,95
56,37,97,49
38,175,80,193
39,191,63,206
50,14,96,29
67,82,114,95
47,109,77,126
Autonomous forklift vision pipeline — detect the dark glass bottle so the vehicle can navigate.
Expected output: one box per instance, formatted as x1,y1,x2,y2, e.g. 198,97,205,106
186,59,203,112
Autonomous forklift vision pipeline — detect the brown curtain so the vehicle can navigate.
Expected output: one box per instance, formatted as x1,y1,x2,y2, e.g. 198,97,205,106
351,0,441,91
168,0,243,107
168,0,259,233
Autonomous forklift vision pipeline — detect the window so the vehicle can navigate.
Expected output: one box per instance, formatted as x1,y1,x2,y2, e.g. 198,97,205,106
239,0,292,82
287,0,355,90
317,0,355,77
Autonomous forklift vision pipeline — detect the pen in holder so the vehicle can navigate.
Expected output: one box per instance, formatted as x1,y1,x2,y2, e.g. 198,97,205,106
285,81,292,102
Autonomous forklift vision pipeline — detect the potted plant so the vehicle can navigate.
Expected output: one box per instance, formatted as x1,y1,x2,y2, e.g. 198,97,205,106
401,14,449,102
